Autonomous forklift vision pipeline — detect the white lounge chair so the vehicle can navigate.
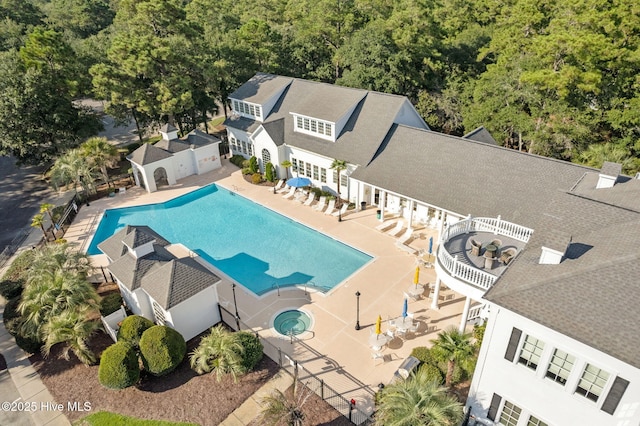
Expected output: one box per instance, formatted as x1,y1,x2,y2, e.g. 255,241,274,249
282,187,296,199
313,196,327,211
323,199,336,215
303,192,315,206
386,220,404,236
397,227,414,245
332,203,349,217
269,179,285,191
277,184,290,194
375,219,397,231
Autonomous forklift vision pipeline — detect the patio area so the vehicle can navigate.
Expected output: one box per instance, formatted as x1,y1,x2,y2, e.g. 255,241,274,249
63,161,469,418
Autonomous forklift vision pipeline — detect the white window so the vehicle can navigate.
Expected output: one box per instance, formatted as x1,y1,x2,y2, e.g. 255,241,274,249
313,165,319,180
527,416,548,426
320,167,327,183
576,364,610,402
292,158,298,172
518,335,545,370
292,114,334,140
248,142,253,156
341,173,347,187
255,105,261,117
262,148,271,165
296,116,303,128
305,163,311,178
152,301,166,325
303,118,310,130
241,141,247,155
231,99,261,119
546,349,575,385
333,170,338,184
299,160,305,175
499,401,521,426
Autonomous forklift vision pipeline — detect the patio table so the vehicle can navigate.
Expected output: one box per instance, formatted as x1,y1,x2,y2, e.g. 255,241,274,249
485,244,498,258
395,316,414,331
368,333,389,350
407,284,424,299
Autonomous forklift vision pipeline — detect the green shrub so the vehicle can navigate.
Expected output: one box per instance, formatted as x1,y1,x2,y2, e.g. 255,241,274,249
411,346,438,366
100,293,123,316
117,315,154,348
251,173,262,184
418,363,444,385
265,162,275,182
229,155,245,168
248,156,258,173
236,331,263,372
0,249,35,299
3,298,44,354
242,167,252,175
98,342,140,389
139,326,186,376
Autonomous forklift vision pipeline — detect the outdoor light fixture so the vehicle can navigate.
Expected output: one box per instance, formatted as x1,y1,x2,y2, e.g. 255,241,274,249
355,291,361,330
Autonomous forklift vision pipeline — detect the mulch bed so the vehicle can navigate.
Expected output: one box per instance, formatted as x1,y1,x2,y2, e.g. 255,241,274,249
30,331,279,426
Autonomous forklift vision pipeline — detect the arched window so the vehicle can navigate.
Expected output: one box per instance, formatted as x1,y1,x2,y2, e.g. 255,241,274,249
262,148,271,165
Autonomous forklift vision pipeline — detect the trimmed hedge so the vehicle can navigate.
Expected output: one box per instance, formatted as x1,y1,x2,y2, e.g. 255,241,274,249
229,155,245,168
265,162,275,182
236,331,263,372
100,293,123,316
410,346,438,365
248,156,258,173
0,249,35,300
98,342,140,389
117,315,154,348
139,326,186,376
251,173,262,184
418,363,444,385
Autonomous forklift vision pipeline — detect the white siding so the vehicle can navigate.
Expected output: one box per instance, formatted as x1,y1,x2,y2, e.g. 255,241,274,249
468,306,640,425
193,143,221,174
167,286,220,341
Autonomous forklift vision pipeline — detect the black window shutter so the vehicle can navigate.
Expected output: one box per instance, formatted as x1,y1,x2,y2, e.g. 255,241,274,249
601,376,629,415
504,327,522,362
487,393,502,421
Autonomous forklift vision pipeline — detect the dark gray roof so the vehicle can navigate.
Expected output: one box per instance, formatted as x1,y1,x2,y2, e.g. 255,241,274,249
154,139,190,153
127,143,172,165
185,129,219,147
223,115,261,133
98,225,170,261
160,123,177,133
140,257,221,309
107,243,175,291
229,73,293,104
485,192,640,368
463,126,498,145
600,161,622,177
570,172,640,212
261,119,285,146
350,124,592,227
286,80,367,123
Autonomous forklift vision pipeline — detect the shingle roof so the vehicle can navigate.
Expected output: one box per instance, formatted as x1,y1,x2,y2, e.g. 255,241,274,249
107,243,175,291
600,161,622,177
140,257,221,309
570,172,640,212
185,129,219,147
98,225,170,261
463,126,498,145
350,124,592,227
223,115,261,134
261,119,285,146
154,139,190,153
160,123,177,133
127,143,172,165
229,73,293,104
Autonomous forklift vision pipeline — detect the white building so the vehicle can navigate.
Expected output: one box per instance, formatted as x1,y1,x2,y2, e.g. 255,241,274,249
98,225,223,341
226,74,640,425
128,124,222,193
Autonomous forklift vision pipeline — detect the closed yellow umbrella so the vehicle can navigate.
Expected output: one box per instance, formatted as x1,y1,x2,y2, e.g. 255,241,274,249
375,315,382,338
414,266,420,287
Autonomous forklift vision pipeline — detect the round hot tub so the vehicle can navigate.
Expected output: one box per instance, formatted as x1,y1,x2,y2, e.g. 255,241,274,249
273,310,312,336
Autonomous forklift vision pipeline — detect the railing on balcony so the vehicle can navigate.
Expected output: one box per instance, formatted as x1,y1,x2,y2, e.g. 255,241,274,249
438,249,497,290
443,215,533,243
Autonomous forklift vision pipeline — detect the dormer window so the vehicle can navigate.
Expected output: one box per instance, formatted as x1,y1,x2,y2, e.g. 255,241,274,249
232,100,262,120
292,113,334,141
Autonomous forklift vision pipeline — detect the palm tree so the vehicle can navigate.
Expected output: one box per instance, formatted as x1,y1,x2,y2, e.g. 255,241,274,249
258,377,312,426
39,203,55,224
375,367,464,426
430,327,476,387
49,149,97,197
80,137,119,188
330,159,347,207
41,306,100,365
189,325,245,382
31,213,50,242
281,160,292,180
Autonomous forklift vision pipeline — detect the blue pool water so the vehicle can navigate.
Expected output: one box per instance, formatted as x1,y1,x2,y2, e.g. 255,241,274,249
273,310,311,336
87,184,372,295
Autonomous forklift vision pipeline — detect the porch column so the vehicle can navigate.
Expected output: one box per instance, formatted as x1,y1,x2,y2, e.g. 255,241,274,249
459,296,472,333
438,211,447,241
408,199,415,228
430,277,442,310
379,191,386,221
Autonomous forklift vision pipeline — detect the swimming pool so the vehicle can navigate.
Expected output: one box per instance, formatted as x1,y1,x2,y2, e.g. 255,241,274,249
87,184,372,295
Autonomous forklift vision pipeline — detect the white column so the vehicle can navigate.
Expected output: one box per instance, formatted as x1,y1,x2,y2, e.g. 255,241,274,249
408,200,414,228
430,277,442,310
459,296,472,333
379,191,386,221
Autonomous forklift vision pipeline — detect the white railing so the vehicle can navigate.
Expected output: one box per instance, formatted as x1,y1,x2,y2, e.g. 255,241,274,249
437,249,497,290
443,215,533,243
467,304,486,322
101,306,127,342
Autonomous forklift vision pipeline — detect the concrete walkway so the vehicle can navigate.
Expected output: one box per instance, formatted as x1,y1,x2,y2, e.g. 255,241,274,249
219,369,291,425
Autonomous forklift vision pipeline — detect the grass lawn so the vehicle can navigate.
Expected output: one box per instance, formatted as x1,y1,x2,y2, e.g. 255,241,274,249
75,411,198,426
209,116,225,127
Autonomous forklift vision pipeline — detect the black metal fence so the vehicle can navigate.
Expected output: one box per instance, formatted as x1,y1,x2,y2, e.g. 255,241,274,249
218,304,374,425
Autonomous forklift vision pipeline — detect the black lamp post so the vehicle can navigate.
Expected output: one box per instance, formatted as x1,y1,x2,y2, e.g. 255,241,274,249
231,283,240,330
355,291,361,330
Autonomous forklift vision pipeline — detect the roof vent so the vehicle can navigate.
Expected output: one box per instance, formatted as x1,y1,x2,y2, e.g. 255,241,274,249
596,162,622,189
539,232,572,265
159,123,179,141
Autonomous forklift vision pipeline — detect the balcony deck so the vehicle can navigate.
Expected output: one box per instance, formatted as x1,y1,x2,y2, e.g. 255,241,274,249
443,231,527,278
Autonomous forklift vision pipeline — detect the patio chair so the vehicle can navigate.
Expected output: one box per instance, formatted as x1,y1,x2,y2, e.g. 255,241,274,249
500,248,517,265
396,228,414,245
313,196,327,211
118,187,126,195
269,179,285,191
470,238,482,256
323,199,336,215
303,192,315,206
332,203,349,217
386,220,405,237
282,187,296,199
276,183,290,193
372,351,384,364
490,239,502,249
375,219,397,231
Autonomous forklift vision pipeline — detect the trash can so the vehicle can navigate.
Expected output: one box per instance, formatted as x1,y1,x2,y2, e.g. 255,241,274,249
360,201,367,211
376,209,381,219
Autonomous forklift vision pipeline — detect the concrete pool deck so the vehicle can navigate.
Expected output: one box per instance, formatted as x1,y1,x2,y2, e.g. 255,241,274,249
64,160,469,418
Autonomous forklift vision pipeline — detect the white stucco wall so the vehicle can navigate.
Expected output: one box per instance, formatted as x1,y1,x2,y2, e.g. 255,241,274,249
251,126,280,173
193,143,221,174
166,286,221,341
133,288,153,319
117,282,140,316
227,128,253,158
468,305,640,425
171,149,197,180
